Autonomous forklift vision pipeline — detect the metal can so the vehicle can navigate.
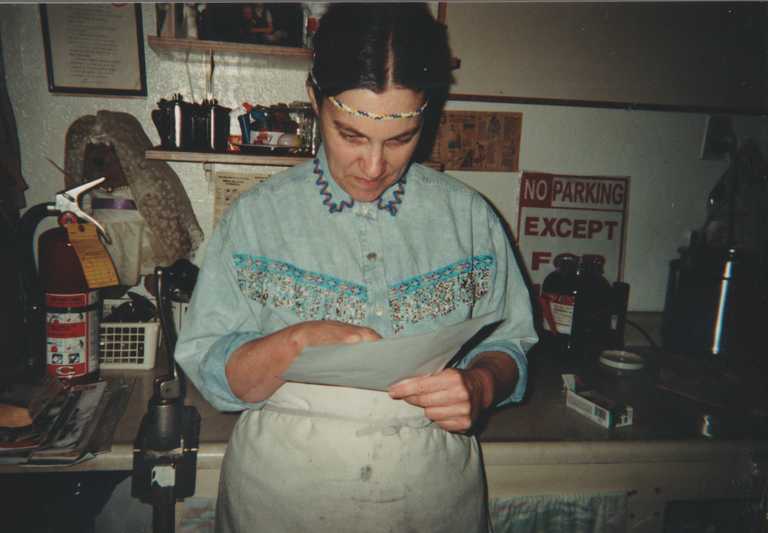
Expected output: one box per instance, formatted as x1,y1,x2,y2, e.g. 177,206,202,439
540,255,613,359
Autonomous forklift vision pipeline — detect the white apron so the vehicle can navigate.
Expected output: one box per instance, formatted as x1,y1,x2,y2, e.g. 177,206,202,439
215,382,489,533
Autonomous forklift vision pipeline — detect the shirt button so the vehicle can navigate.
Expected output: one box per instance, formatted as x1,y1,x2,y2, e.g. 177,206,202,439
360,204,370,215
367,252,377,261
374,305,384,316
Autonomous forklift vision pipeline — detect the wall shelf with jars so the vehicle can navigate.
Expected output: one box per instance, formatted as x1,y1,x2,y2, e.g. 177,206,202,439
146,100,318,189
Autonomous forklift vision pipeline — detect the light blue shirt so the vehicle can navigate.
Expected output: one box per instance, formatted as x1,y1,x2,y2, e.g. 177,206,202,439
174,146,538,412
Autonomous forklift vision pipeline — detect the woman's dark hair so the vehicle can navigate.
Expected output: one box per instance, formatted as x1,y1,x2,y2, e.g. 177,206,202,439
309,3,453,103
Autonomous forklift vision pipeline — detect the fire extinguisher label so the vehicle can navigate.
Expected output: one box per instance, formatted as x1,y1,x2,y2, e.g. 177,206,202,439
46,291,100,378
47,322,87,338
46,291,98,308
541,292,575,335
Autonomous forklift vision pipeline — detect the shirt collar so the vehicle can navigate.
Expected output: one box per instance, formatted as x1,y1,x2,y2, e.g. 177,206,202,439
313,145,406,217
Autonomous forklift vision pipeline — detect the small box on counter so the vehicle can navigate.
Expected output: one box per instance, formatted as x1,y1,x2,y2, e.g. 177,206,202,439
562,374,633,429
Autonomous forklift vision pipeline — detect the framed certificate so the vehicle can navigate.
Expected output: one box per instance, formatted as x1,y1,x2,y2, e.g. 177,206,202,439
40,4,147,97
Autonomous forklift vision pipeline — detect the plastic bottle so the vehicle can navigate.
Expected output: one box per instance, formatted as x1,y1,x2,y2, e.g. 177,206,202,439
303,3,327,48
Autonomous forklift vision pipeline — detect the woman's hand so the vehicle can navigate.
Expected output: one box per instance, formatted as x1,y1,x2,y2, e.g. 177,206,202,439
226,321,381,404
388,351,519,434
295,320,382,348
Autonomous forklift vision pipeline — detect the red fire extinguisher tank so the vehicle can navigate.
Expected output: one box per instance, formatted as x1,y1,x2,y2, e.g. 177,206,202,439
37,219,100,383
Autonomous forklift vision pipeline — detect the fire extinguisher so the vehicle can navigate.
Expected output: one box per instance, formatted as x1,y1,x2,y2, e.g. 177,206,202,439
38,212,102,381
18,178,112,382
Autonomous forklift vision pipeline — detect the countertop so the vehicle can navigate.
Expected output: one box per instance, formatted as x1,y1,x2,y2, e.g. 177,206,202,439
2,312,767,474
4,312,765,532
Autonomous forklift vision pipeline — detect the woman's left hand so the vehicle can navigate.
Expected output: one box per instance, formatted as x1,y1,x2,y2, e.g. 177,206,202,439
388,351,519,434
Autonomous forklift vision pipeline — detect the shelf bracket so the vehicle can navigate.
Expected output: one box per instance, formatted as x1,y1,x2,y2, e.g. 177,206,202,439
203,161,214,191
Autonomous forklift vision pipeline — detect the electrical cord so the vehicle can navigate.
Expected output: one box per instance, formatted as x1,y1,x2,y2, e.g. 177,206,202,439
625,318,661,352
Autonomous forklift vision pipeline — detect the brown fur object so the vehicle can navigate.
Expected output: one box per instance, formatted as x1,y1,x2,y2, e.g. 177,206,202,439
83,142,129,192
64,110,204,265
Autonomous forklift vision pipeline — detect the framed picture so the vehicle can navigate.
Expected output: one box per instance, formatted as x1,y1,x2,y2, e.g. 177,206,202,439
40,4,147,97
191,3,305,48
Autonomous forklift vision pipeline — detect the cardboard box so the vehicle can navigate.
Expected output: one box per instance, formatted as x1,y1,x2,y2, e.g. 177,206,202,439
562,374,633,428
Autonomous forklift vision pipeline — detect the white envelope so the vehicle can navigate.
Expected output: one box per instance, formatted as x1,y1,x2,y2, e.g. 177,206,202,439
280,313,499,391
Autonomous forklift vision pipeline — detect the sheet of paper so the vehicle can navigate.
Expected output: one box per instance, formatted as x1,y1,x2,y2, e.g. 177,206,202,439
280,313,498,391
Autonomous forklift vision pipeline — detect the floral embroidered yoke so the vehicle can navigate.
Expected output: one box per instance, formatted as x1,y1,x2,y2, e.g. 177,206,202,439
232,254,493,334
233,254,369,326
174,146,538,412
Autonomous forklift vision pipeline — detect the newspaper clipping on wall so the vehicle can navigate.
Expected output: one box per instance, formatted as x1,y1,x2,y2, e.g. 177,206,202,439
425,110,522,172
213,172,269,229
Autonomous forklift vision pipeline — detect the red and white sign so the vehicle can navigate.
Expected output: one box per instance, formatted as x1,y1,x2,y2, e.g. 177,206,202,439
517,171,630,295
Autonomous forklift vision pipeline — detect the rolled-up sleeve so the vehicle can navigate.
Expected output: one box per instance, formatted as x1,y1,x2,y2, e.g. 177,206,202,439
175,215,266,412
457,210,538,407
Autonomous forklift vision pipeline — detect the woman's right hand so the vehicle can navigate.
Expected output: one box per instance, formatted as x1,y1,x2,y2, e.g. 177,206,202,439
293,320,382,349
225,321,381,404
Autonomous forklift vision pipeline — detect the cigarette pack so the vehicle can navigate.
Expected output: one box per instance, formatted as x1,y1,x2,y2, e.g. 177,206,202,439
562,374,633,429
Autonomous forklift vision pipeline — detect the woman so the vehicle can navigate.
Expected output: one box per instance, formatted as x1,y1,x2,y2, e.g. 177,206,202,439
174,4,537,532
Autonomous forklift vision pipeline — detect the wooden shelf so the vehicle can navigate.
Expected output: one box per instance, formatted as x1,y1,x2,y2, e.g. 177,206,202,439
147,36,313,63
147,36,456,69
145,148,311,167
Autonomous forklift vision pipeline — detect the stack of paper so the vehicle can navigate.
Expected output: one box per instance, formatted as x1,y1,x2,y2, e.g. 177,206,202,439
0,378,135,466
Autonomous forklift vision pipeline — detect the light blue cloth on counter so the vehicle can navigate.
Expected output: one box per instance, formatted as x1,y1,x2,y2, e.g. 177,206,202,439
179,498,216,533
489,492,628,533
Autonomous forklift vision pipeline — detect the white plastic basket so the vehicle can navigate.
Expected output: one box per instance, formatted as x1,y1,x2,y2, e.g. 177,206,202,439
99,321,161,370
99,298,161,370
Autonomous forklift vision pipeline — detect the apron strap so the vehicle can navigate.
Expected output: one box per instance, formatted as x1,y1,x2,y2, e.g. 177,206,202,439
260,403,434,437
355,415,434,437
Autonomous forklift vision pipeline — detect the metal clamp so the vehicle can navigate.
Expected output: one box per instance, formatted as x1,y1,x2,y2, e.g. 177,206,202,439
54,177,112,244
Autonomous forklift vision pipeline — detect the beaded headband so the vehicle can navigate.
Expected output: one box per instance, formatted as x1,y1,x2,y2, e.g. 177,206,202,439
326,95,428,120
310,70,428,120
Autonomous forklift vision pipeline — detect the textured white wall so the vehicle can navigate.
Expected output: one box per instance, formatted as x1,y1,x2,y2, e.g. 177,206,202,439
446,101,765,312
1,4,309,250
2,3,766,312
